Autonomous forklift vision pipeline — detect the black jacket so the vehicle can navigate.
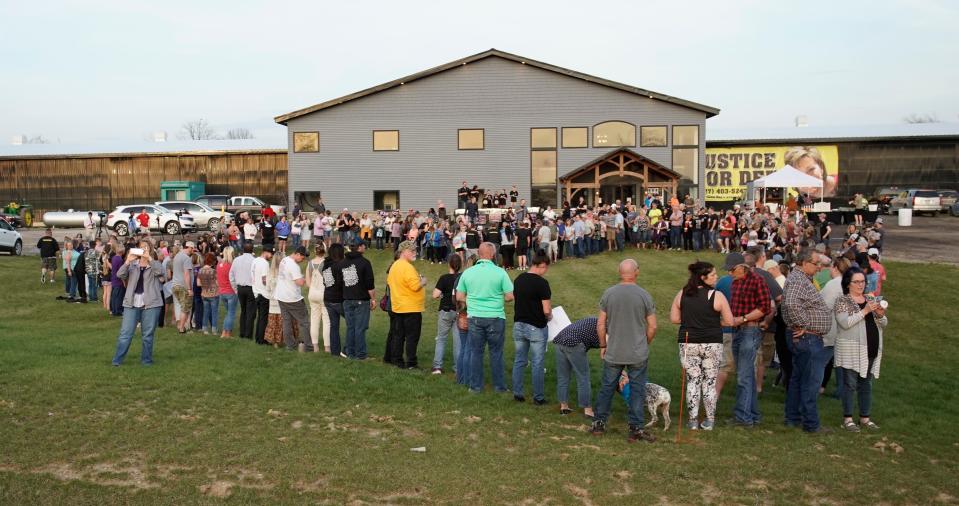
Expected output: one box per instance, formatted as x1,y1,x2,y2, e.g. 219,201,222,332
339,251,375,300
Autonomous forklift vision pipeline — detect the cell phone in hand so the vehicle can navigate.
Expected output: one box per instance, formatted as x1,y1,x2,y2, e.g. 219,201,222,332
130,248,145,256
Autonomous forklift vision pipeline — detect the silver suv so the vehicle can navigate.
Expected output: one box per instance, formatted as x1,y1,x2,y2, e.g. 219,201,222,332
156,200,234,231
888,189,942,216
106,204,196,236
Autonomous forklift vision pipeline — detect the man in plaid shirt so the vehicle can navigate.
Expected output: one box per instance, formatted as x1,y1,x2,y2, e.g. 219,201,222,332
782,248,833,434
725,251,772,427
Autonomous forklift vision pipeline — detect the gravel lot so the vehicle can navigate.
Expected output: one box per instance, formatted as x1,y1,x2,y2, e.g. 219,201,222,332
7,212,959,264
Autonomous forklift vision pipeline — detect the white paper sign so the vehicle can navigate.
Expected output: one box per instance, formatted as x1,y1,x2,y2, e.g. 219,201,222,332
547,306,572,342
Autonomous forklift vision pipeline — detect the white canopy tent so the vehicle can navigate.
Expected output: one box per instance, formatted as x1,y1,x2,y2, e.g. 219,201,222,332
753,164,824,203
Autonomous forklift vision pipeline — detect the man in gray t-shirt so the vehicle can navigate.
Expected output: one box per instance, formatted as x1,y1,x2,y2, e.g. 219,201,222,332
170,242,196,333
591,259,658,443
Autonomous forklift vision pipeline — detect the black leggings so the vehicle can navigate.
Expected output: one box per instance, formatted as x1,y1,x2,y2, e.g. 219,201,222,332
773,310,792,391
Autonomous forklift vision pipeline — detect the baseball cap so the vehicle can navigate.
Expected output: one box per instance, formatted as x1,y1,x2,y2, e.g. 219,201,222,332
261,246,275,254
763,259,779,270
875,217,884,224
867,247,880,257
723,252,746,271
184,241,196,248
397,240,416,252
294,246,308,256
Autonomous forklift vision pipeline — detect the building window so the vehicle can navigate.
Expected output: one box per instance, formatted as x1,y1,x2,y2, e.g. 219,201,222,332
531,151,557,185
458,129,484,150
374,190,400,211
593,121,635,147
640,126,667,147
672,125,699,147
293,132,319,153
561,127,588,148
530,128,558,208
672,148,698,183
530,128,557,149
373,130,399,151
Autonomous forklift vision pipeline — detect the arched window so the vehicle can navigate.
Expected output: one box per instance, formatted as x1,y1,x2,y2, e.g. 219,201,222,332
593,121,635,148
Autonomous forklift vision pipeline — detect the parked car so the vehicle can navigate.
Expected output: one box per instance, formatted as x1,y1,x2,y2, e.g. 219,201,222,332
888,189,941,216
0,219,23,255
871,187,900,215
194,195,284,221
936,189,958,212
106,204,196,236
156,200,234,231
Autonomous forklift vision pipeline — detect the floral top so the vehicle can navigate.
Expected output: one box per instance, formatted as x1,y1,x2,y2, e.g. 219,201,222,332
198,265,218,298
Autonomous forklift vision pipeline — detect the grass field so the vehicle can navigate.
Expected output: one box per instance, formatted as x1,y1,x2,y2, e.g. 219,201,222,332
1,249,958,505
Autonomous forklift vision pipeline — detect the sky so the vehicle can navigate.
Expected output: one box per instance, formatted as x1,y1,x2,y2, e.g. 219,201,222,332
1,0,957,145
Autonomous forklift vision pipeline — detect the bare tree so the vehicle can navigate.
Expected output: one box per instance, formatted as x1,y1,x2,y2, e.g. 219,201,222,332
179,118,220,140
903,113,940,124
226,128,254,140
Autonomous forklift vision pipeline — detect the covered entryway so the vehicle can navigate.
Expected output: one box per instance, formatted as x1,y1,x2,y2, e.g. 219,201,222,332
559,148,682,207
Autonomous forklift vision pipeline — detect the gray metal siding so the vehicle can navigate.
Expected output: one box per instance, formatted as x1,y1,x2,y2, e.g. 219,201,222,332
286,56,707,211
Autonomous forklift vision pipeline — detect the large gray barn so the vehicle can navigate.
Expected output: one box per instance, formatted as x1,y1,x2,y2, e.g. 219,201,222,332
276,49,719,211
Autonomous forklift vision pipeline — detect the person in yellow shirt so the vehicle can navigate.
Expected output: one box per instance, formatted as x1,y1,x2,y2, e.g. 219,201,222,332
386,241,427,369
647,202,663,228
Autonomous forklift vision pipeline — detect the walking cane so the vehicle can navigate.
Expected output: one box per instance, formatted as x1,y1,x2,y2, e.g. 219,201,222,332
675,330,690,444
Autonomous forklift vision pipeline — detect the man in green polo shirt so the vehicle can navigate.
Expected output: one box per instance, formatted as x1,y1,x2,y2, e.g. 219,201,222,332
456,242,514,393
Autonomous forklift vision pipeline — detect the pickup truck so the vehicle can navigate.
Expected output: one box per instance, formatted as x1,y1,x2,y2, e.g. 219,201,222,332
193,195,285,221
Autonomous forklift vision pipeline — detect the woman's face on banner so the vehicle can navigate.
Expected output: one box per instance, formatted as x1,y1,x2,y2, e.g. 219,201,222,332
794,155,836,198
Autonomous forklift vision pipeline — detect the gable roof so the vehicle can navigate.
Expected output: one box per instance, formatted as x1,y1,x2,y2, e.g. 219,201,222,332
559,147,683,181
275,48,719,124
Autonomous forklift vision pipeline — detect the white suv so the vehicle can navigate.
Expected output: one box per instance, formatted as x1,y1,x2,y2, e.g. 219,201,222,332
106,204,196,236
156,200,233,231
0,219,22,255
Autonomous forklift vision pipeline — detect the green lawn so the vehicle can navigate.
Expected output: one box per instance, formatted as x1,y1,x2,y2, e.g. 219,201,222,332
1,249,957,504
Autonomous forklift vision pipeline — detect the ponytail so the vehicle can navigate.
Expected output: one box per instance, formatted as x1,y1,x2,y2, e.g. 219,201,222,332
683,261,714,297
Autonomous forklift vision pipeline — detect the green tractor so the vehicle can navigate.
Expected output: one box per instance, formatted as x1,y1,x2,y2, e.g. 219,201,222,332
2,201,34,228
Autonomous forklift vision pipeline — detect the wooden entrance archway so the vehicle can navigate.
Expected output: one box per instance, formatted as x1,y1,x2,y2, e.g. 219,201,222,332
559,148,682,205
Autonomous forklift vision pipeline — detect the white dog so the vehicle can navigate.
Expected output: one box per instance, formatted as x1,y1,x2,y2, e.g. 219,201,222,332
617,373,672,431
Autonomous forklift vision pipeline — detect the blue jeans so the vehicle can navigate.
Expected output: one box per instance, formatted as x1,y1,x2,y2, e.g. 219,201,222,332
785,332,829,431
87,274,98,301
692,230,703,251
555,342,592,408
219,293,238,332
733,326,762,424
66,274,77,298
595,360,648,427
456,327,471,385
615,230,625,251
669,226,682,248
838,366,874,418
112,306,160,365
468,317,506,392
574,238,585,258
202,296,219,332
433,310,460,370
343,300,370,359
325,302,344,356
512,322,547,402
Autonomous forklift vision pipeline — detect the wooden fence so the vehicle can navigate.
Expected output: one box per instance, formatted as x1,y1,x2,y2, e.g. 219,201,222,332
0,150,288,217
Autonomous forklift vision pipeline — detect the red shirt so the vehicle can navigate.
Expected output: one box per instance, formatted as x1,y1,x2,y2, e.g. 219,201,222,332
262,207,276,219
136,212,150,227
216,262,235,295
730,269,771,317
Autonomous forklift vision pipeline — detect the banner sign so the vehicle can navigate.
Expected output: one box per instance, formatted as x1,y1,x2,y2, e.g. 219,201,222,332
704,145,839,201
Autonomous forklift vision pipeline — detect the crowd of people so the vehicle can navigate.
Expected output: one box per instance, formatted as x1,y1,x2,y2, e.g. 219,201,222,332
34,187,890,440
